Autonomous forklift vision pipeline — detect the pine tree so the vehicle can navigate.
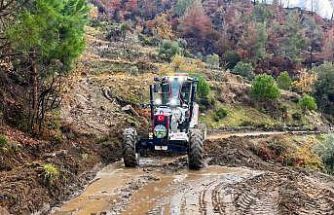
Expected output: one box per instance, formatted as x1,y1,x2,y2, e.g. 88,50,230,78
6,0,89,132
255,22,268,61
282,11,306,64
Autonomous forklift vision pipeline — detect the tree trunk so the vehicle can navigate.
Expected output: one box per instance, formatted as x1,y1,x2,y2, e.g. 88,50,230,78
332,10,334,62
30,51,39,134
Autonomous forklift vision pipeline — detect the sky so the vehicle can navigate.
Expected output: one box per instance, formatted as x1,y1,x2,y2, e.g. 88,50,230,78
260,0,334,19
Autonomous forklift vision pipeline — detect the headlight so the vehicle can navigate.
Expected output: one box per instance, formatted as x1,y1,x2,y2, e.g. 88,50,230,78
154,125,167,138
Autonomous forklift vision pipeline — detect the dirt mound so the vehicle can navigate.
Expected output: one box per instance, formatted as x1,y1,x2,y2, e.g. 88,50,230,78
206,137,271,169
206,136,334,214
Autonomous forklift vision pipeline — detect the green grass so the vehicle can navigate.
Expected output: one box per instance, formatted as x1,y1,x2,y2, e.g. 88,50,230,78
201,104,279,129
43,163,60,182
200,97,320,130
284,100,319,129
0,135,8,148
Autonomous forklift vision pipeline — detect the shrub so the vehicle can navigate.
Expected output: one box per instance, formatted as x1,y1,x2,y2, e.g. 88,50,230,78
43,163,60,182
277,71,292,90
106,24,126,42
138,34,160,46
177,38,188,49
232,62,254,80
292,112,302,121
299,95,317,111
314,134,334,174
174,0,194,17
251,74,281,101
313,62,334,114
171,54,186,71
224,50,241,69
197,76,210,99
0,135,7,148
206,54,220,69
170,55,203,73
195,52,204,60
120,23,130,32
214,108,228,121
129,66,139,75
293,69,317,93
158,40,182,61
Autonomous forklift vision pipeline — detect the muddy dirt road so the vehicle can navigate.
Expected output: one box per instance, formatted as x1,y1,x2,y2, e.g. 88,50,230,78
52,160,266,215
51,132,334,215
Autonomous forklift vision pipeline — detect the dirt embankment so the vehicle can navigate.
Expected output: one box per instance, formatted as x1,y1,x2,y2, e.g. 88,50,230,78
0,127,123,215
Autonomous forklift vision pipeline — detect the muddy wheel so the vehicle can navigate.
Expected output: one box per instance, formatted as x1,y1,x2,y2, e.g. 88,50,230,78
123,128,138,167
198,123,207,140
188,129,204,170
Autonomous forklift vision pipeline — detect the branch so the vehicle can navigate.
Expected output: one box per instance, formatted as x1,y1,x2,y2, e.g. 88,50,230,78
0,0,16,13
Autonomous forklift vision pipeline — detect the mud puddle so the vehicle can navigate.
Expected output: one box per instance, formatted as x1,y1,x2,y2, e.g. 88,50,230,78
51,156,261,215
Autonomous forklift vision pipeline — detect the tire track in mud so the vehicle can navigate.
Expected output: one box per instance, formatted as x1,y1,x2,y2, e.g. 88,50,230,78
164,171,281,215
279,172,334,215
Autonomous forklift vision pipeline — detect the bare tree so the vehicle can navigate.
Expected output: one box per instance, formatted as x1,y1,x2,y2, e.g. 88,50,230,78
331,0,334,24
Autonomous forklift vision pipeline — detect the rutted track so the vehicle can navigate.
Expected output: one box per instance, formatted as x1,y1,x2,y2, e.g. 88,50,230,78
51,132,334,215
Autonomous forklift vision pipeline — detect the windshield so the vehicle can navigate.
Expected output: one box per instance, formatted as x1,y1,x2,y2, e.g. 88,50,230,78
154,77,191,106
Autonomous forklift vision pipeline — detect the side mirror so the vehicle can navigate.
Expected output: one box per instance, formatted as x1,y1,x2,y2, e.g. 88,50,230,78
140,103,150,109
182,104,189,109
153,83,160,93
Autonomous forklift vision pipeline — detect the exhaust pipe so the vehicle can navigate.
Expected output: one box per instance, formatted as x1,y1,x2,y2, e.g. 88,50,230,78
150,85,154,121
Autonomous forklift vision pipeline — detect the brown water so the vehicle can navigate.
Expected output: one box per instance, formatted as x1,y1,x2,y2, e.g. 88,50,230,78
51,158,260,215
51,131,302,215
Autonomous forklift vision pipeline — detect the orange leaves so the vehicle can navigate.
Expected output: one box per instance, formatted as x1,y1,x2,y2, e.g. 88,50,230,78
237,22,257,59
147,13,174,40
180,1,212,39
292,69,317,94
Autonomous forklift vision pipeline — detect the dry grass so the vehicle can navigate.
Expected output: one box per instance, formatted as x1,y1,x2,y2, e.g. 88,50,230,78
251,135,323,171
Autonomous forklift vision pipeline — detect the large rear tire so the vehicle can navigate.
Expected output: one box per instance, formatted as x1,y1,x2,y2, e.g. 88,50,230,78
198,123,207,140
188,129,204,170
123,128,138,167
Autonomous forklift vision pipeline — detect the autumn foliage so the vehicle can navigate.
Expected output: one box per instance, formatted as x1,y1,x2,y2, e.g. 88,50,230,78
180,1,212,39
88,0,334,74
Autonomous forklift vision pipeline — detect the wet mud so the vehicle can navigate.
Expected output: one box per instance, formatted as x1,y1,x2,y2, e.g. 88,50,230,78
51,133,334,215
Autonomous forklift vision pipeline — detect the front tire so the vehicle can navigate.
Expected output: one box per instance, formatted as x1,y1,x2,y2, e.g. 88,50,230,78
188,129,204,170
123,128,138,167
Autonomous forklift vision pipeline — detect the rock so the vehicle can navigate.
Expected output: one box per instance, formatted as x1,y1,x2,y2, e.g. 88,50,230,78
121,105,140,118
43,150,68,159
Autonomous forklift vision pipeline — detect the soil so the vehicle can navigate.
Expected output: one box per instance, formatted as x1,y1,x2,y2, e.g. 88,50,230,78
50,133,334,215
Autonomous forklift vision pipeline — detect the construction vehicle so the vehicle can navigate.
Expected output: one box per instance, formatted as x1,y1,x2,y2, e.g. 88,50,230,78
122,74,205,170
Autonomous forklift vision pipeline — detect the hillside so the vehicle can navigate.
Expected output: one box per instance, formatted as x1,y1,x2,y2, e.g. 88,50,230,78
65,24,330,136
90,0,334,72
